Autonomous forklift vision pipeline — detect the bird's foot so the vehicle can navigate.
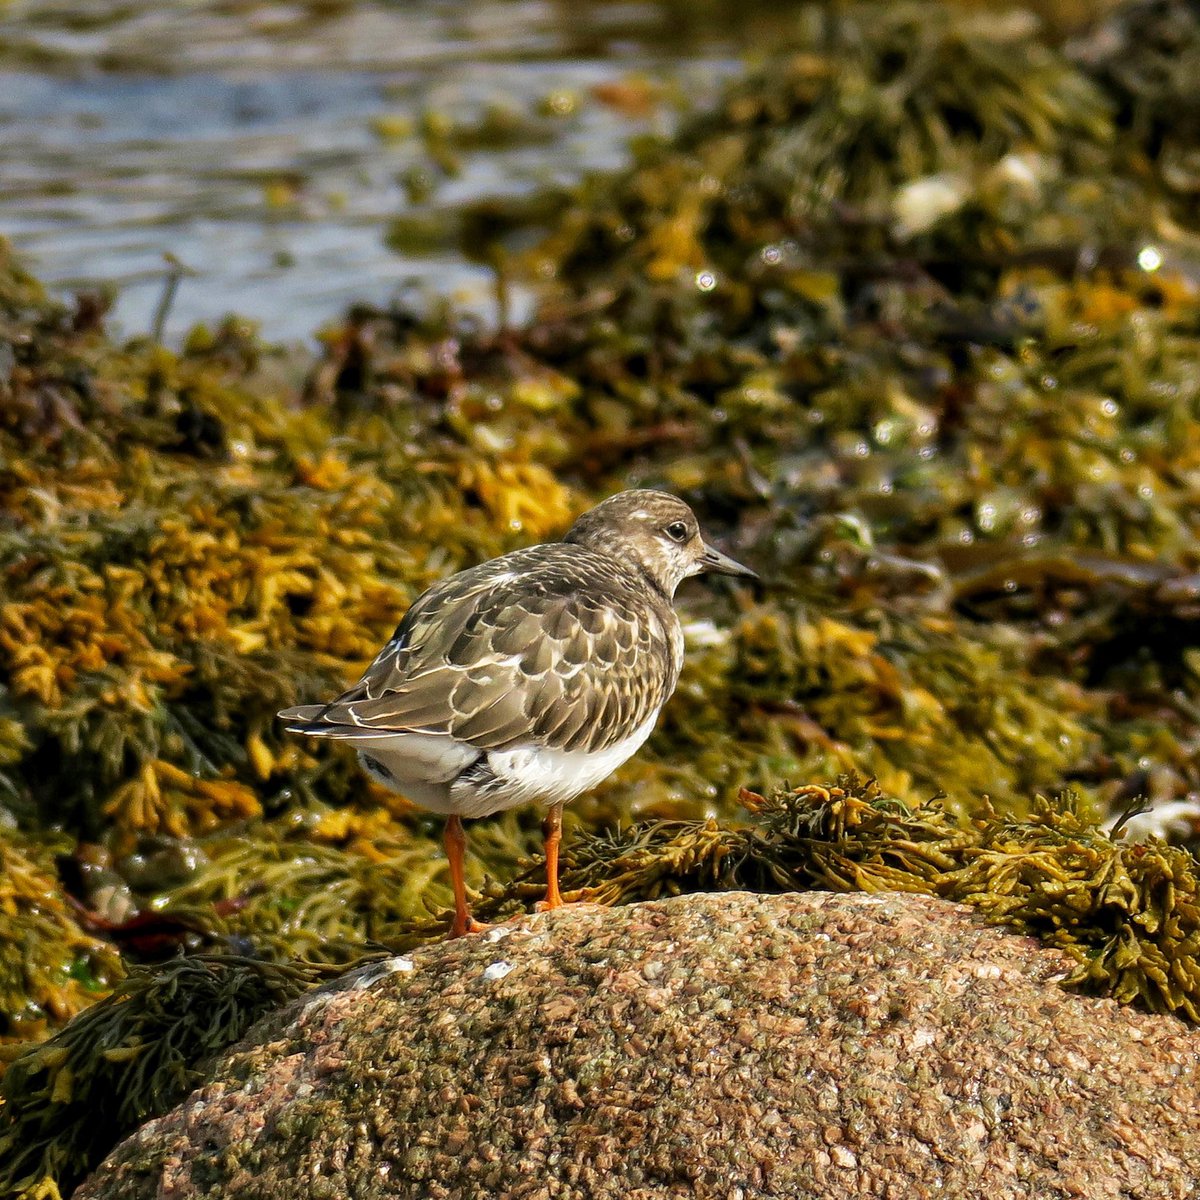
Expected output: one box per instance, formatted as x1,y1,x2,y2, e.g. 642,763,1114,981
447,914,494,939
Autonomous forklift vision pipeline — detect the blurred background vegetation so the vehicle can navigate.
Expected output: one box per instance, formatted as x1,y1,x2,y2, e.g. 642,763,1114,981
4,0,1200,1192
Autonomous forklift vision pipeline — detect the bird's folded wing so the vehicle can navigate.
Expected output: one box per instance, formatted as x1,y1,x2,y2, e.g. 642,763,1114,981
281,554,676,754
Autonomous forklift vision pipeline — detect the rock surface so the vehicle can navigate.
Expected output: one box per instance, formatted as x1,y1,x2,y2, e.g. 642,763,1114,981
77,891,1200,1200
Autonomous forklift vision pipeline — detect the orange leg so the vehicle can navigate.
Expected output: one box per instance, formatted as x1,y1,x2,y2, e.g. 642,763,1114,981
539,801,565,911
443,815,491,938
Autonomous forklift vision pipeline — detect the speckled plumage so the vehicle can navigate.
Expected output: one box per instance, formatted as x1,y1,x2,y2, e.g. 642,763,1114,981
279,489,755,932
282,542,683,758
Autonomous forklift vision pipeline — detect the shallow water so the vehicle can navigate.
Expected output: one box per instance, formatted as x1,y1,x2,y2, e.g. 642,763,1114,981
0,0,792,341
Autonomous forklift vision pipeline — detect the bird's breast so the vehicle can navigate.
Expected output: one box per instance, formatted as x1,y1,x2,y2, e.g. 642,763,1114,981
448,709,662,817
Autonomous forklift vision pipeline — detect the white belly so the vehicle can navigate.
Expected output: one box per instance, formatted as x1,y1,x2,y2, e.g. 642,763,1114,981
456,710,661,817
357,711,661,819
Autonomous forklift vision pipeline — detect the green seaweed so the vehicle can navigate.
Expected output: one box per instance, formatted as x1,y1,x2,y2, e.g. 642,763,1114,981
0,832,122,1051
0,956,324,1200
144,802,550,958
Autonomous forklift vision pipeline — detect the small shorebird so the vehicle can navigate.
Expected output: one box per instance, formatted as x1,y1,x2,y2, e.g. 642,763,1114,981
279,489,756,936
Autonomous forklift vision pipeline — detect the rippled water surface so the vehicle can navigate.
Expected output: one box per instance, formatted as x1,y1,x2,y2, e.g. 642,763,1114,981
0,0,796,340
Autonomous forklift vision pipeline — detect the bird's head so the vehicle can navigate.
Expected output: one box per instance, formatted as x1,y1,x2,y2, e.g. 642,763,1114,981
565,489,757,597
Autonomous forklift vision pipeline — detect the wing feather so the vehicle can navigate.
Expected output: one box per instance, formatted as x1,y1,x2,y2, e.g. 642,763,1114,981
280,544,680,753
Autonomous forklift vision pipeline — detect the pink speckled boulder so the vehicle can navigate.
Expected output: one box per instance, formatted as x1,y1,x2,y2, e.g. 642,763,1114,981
78,891,1200,1200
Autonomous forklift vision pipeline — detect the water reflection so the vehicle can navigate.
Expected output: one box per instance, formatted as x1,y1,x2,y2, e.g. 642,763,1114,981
0,0,795,340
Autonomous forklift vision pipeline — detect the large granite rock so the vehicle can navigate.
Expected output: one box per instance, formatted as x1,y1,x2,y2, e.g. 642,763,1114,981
77,891,1199,1200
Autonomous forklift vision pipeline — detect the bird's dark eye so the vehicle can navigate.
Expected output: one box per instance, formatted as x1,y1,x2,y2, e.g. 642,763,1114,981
665,521,689,542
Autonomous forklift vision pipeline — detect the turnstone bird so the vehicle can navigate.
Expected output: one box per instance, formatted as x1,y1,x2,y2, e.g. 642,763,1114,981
279,490,756,936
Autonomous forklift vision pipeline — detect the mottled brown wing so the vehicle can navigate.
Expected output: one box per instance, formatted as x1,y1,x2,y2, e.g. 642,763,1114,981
304,545,679,753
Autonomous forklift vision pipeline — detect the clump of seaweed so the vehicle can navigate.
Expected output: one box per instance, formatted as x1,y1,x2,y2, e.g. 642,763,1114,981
551,776,1200,1021
0,955,323,1200
102,801,551,962
1069,0,1200,223
0,833,122,1050
155,820,453,962
0,249,582,849
540,4,1125,294
659,602,1101,807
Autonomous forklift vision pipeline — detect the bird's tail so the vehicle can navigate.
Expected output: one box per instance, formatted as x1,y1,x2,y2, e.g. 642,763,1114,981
278,704,403,742
277,703,339,736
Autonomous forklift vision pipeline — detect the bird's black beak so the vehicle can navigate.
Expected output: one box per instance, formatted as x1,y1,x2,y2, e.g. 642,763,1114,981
699,542,758,580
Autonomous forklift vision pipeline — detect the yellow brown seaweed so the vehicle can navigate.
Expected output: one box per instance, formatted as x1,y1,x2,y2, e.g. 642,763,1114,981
0,835,122,1051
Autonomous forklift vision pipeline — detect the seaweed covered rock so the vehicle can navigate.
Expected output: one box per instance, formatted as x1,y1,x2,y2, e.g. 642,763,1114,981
9,780,1200,1199
557,780,1200,1022
0,956,321,1199
76,892,1200,1200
